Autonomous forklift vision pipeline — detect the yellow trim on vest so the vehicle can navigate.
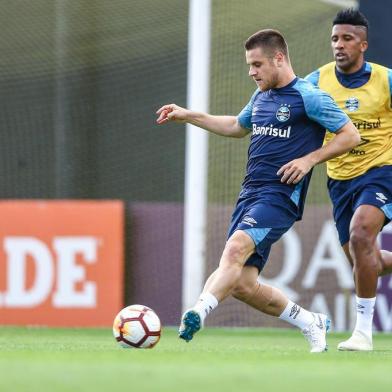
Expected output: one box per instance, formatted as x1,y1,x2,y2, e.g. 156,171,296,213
318,62,392,180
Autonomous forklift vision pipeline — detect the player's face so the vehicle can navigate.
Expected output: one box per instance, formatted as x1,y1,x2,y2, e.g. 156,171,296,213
246,47,280,91
331,24,368,73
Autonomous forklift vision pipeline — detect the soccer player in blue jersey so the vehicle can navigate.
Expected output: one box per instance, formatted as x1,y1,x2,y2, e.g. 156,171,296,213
306,9,392,351
157,29,360,352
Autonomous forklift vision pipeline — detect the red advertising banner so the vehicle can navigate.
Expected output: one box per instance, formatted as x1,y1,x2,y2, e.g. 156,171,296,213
0,201,124,327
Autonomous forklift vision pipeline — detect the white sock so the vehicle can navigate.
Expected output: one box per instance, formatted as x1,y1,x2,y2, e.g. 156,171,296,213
279,300,314,330
192,292,219,323
354,296,376,340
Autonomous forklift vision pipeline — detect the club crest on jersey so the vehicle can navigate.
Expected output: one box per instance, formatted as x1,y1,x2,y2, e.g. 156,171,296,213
276,104,290,122
345,97,359,112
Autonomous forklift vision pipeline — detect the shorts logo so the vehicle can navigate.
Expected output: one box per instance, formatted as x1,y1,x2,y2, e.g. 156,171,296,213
345,97,359,112
242,216,257,227
276,104,290,122
376,192,387,203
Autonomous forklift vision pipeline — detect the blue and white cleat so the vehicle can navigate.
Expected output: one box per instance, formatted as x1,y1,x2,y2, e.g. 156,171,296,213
178,310,202,342
302,313,331,353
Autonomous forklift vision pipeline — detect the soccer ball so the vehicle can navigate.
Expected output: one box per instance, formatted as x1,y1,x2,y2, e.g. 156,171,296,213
113,304,161,348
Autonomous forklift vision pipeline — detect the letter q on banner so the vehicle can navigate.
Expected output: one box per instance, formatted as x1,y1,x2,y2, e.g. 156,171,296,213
0,201,124,327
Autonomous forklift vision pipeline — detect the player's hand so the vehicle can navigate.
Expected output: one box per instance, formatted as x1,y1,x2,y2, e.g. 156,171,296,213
277,156,314,184
156,104,189,125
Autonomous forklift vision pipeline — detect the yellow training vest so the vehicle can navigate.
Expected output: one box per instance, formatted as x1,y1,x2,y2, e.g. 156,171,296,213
318,62,392,180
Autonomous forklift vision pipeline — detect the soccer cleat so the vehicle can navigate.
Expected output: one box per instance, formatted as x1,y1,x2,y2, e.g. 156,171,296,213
337,330,373,351
178,309,202,342
302,313,331,353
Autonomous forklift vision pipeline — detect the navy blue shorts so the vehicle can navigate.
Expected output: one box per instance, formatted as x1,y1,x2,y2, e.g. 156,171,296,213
227,191,298,272
328,165,392,245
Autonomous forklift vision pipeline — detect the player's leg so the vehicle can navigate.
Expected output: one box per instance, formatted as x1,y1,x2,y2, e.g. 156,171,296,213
200,269,218,295
178,197,251,342
232,266,330,352
339,205,392,348
329,173,392,350
205,230,255,299
338,204,384,351
343,238,392,276
379,249,392,276
179,230,255,342
341,241,392,279
342,243,353,267
232,265,288,316
350,205,385,296
185,269,218,327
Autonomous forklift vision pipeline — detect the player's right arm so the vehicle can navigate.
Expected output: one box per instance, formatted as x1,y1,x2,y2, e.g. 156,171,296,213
156,104,248,138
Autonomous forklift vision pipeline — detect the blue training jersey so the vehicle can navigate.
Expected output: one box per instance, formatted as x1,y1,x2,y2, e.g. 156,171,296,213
237,76,349,218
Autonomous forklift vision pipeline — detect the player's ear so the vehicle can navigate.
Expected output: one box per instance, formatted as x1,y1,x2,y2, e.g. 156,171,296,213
360,40,368,53
274,52,284,67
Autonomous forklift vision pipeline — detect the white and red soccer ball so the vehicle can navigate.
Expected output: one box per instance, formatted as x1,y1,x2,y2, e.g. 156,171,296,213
113,304,161,349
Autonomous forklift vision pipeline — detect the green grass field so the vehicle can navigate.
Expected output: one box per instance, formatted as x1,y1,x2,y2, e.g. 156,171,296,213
1,327,392,392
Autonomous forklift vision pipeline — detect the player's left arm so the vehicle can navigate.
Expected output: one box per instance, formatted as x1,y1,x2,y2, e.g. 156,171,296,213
278,121,360,184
